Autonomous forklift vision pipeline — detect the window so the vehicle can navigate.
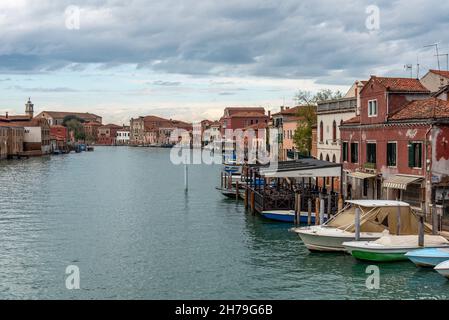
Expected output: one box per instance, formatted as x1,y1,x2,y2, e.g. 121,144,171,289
342,142,348,162
408,142,422,168
319,121,324,142
350,142,358,163
332,120,337,142
387,142,397,167
368,100,377,117
332,154,336,163
366,142,376,164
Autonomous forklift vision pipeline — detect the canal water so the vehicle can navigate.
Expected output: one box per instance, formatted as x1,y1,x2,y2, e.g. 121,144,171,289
0,147,447,299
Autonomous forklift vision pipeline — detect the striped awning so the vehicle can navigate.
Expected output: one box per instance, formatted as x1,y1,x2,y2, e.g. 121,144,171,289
382,175,423,190
347,172,377,180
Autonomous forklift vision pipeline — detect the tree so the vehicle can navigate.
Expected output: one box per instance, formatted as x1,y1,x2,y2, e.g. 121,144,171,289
63,116,86,141
292,89,342,155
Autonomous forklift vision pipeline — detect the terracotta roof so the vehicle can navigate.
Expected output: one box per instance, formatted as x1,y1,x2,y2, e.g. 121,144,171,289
342,115,361,125
229,111,268,118
83,121,102,126
389,98,449,120
37,111,101,120
429,69,449,79
369,76,429,93
272,106,303,116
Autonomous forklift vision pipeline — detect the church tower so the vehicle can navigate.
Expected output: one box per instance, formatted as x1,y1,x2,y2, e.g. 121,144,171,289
25,98,34,118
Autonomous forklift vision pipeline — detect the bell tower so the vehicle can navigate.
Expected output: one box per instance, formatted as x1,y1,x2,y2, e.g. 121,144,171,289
25,97,34,118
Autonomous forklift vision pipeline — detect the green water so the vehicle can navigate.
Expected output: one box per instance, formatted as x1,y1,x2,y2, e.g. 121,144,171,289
0,147,447,299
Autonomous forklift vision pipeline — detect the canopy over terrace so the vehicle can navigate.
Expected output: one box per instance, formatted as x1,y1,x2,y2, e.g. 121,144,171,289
258,158,342,179
244,159,343,215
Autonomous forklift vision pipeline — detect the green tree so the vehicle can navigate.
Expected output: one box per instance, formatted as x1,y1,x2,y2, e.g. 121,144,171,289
292,89,342,155
63,116,86,141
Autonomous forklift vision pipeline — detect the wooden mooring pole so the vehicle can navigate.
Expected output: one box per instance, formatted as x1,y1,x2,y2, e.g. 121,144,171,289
307,198,312,226
320,197,325,225
315,197,320,225
355,207,361,241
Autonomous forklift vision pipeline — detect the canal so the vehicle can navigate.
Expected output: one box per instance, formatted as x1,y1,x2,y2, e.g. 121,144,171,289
0,147,447,299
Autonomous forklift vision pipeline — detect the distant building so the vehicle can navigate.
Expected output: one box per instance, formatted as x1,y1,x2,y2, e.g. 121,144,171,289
83,121,102,144
50,125,68,152
271,106,304,160
35,111,102,126
130,115,192,146
97,124,122,145
220,107,268,135
116,127,130,145
0,125,8,159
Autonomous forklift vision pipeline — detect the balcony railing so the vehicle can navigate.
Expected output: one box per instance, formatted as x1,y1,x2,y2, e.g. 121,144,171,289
317,97,357,113
364,162,376,170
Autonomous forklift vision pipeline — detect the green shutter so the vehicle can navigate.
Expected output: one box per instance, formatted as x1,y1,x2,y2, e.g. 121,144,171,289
417,143,422,168
408,142,414,168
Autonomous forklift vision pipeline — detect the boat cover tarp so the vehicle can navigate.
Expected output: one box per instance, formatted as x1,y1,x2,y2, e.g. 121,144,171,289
326,204,428,235
373,235,449,247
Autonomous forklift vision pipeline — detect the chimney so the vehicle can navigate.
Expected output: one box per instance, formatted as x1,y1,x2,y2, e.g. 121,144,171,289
5,112,8,119
280,106,284,112
286,107,290,110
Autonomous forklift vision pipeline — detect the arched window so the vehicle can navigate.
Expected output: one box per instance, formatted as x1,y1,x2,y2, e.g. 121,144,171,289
332,120,337,142
319,121,324,142
332,154,336,163
325,154,330,162
320,153,323,160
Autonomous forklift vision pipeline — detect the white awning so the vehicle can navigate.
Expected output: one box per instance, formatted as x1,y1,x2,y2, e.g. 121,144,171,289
347,172,377,180
260,165,341,178
382,175,423,190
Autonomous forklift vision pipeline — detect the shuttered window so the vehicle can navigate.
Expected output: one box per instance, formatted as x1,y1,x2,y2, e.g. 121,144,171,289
408,142,422,168
387,142,397,167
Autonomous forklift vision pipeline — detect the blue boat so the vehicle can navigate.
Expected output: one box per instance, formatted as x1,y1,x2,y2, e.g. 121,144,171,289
405,248,449,267
261,210,320,224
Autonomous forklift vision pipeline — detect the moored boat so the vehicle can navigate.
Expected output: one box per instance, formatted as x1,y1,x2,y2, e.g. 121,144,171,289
405,248,449,267
434,260,449,279
291,200,412,252
343,235,449,262
261,210,318,224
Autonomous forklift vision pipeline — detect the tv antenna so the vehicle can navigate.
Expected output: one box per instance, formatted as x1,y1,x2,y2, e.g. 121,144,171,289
424,43,441,71
435,53,449,71
404,64,413,78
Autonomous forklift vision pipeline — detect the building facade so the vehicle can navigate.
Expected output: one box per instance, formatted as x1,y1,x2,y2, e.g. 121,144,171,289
36,111,102,126
340,76,432,206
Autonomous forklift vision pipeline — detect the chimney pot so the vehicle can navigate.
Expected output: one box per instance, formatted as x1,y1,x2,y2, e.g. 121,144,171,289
5,112,8,118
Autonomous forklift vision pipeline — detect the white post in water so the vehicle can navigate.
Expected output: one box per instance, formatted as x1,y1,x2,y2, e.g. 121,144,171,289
320,198,325,225
355,207,361,241
184,164,188,192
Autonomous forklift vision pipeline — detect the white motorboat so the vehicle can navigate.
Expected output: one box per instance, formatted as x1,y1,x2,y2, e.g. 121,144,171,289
435,260,449,279
291,200,418,252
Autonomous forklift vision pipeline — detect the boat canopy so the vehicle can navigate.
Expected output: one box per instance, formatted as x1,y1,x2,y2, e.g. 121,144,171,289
326,202,429,235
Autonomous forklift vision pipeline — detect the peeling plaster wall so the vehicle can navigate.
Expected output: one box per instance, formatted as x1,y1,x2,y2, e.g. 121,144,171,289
432,125,449,179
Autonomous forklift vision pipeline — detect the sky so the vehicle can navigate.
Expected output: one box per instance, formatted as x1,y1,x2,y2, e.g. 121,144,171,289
0,0,448,124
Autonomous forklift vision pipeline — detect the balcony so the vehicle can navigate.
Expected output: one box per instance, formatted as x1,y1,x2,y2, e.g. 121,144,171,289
317,97,357,113
364,162,376,170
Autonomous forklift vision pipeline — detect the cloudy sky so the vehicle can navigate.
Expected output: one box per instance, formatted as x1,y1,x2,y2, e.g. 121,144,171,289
0,0,448,124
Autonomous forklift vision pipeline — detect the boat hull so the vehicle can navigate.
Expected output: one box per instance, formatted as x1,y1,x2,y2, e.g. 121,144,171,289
405,248,449,267
261,211,317,224
294,227,382,252
435,261,449,279
345,244,449,262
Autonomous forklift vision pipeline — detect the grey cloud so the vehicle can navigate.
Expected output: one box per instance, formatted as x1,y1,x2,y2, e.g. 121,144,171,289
0,0,448,84
151,80,182,86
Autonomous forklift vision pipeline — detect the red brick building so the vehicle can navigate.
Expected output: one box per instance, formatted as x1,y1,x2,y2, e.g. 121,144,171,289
340,76,449,228
220,107,269,135
50,125,68,152
97,124,123,145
